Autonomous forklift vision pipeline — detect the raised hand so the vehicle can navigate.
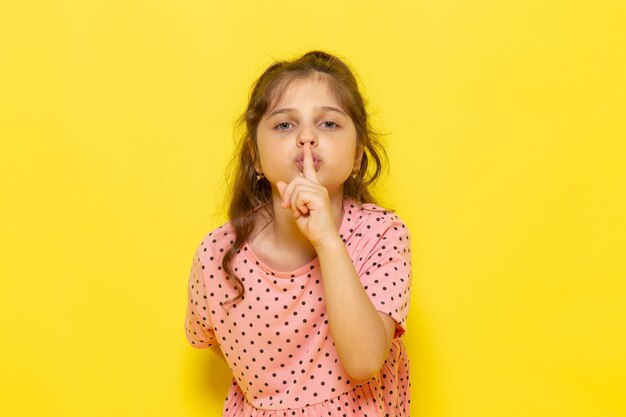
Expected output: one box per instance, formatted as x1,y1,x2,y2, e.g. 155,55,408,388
276,143,338,247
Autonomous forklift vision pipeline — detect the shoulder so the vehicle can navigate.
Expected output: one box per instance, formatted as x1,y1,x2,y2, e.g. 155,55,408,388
345,199,409,236
342,199,412,262
193,221,236,264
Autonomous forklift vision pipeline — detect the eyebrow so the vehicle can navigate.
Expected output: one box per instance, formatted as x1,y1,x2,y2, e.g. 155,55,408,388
267,106,347,118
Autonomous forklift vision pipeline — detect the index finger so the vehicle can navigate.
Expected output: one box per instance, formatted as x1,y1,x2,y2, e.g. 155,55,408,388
302,142,320,183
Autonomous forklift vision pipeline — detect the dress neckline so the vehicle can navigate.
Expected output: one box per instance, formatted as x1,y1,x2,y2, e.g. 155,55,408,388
242,198,353,279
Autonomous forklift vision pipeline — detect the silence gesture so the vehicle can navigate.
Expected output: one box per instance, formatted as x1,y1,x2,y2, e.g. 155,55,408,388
276,143,339,247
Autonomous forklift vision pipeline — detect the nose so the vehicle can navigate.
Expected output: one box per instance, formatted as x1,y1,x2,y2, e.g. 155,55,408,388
297,124,318,147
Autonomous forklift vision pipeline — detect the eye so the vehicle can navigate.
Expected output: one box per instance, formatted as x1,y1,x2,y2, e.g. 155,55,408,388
321,121,339,129
274,122,293,130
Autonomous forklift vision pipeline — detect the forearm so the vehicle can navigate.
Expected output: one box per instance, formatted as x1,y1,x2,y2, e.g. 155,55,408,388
314,236,390,381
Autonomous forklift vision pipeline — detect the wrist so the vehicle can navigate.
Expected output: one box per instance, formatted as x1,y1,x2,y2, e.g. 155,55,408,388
312,233,344,252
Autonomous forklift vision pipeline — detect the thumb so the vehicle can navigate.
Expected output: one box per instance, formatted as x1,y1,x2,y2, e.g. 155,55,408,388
276,181,287,198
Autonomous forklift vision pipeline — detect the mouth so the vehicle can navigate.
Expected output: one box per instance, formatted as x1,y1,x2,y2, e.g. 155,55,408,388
294,151,322,172
295,159,321,172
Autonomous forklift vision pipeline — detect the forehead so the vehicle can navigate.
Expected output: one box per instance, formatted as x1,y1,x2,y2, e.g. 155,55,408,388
266,74,341,114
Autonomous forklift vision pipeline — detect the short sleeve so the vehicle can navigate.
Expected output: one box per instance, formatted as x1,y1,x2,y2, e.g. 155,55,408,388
359,218,412,339
184,243,217,348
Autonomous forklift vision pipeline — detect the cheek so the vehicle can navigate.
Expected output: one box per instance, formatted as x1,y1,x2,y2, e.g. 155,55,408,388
329,147,357,176
255,142,285,174
256,147,271,170
254,133,272,166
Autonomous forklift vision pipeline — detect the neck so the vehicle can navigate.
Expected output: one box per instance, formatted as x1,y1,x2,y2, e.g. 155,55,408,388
268,187,345,256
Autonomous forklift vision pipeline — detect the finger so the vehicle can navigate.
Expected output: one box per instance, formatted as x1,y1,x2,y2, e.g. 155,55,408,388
281,178,298,208
294,191,312,216
281,176,307,208
302,142,320,183
276,181,287,202
290,185,318,216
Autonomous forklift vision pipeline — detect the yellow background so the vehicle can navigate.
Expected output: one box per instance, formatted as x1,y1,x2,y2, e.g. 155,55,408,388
1,0,624,416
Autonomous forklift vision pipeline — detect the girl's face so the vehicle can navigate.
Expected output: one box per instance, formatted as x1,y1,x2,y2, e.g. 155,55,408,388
255,75,363,198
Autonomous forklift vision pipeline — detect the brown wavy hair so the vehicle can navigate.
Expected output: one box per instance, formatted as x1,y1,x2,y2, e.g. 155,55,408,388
221,50,388,307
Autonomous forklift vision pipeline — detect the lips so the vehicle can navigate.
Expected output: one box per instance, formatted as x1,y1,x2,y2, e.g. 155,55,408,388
294,151,322,172
295,159,321,172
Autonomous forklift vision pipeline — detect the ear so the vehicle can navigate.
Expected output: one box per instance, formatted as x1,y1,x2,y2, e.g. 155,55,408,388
353,143,364,171
248,139,262,173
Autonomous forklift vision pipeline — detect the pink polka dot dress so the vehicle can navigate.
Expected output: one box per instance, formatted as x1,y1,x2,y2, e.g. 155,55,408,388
185,198,412,416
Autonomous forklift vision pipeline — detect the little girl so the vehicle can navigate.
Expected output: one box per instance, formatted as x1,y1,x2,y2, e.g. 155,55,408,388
185,50,412,417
